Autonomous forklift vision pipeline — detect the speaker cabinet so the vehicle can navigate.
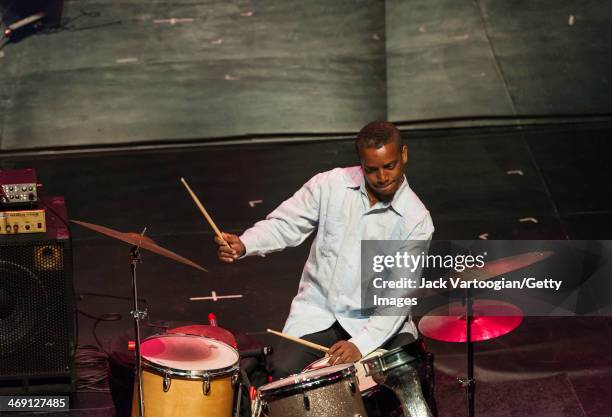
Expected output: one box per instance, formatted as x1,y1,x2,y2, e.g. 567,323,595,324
0,196,75,394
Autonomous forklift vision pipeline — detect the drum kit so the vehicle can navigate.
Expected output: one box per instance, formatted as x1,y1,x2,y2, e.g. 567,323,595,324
71,178,554,417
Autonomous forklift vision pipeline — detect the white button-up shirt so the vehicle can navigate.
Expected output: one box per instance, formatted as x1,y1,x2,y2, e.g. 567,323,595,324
240,166,434,355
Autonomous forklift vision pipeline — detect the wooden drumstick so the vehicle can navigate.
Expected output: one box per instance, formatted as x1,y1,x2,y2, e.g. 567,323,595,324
180,177,229,247
266,328,329,353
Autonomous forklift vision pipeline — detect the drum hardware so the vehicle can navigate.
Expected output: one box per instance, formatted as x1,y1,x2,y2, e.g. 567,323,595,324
128,239,146,417
234,381,243,417
251,392,263,417
162,374,171,392
131,309,148,320
203,374,211,395
348,380,357,394
232,372,240,386
302,392,310,410
418,251,552,417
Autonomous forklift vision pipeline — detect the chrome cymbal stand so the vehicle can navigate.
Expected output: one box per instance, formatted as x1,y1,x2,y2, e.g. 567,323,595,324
458,288,475,417
130,242,148,417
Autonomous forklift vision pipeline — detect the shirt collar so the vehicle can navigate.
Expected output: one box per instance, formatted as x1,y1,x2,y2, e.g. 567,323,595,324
345,167,408,217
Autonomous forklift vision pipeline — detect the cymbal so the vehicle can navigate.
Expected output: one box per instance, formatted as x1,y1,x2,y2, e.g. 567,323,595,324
418,300,523,342
71,220,208,272
456,251,553,281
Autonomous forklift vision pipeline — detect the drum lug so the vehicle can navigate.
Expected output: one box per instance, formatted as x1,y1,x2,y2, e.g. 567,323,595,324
231,371,239,386
302,393,310,411
163,373,171,392
348,380,356,394
203,374,211,396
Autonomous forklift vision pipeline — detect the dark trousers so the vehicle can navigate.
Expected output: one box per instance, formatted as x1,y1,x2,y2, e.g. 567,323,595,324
269,321,416,380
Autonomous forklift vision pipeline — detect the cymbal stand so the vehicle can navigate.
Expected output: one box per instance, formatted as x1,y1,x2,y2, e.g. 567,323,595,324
130,243,148,417
458,287,475,417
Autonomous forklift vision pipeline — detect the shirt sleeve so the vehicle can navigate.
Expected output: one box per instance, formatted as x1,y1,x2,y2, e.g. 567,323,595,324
349,212,434,356
239,173,323,257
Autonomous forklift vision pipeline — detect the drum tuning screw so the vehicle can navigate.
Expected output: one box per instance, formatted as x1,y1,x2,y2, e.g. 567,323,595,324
302,393,310,410
348,381,357,393
231,371,239,386
203,375,211,395
163,374,171,392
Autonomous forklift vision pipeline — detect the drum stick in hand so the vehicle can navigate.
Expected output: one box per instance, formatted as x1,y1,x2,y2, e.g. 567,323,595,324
266,329,329,353
180,177,229,247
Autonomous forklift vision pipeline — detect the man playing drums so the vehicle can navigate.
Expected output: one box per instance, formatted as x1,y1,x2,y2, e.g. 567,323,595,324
215,121,434,379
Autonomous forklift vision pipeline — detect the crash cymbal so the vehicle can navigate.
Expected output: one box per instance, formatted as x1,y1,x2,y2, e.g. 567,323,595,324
418,300,523,342
71,219,207,272
456,251,553,281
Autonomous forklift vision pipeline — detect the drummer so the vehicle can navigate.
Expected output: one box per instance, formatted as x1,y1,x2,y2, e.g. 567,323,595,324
215,121,434,379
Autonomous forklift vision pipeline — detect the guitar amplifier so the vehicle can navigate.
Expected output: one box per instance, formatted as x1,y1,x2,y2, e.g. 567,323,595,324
0,209,46,234
0,196,75,394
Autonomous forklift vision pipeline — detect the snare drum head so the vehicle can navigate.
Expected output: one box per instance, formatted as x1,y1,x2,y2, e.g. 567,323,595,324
303,349,387,393
261,363,354,393
303,356,331,371
140,334,238,371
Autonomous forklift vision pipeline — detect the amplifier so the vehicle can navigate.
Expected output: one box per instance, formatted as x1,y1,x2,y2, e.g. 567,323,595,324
0,195,75,394
0,209,46,234
0,168,39,207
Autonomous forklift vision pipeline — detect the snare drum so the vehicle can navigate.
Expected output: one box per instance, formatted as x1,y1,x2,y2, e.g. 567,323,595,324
257,364,367,417
132,334,239,417
303,349,386,393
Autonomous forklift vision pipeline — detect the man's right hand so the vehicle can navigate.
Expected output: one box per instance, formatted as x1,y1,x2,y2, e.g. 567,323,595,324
215,232,246,263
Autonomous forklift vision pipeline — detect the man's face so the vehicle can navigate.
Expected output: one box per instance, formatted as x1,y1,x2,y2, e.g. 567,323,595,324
358,141,408,202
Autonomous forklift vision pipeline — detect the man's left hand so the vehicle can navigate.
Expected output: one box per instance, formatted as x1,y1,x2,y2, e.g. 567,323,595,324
328,341,362,365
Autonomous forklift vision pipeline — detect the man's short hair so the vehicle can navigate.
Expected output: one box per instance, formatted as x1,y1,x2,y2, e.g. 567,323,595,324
355,121,402,152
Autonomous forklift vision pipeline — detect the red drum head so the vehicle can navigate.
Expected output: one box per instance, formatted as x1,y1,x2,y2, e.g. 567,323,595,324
140,334,238,371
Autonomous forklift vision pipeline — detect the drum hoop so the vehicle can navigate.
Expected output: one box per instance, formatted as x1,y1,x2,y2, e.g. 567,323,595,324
260,366,356,401
363,346,420,375
141,357,240,379
139,333,240,379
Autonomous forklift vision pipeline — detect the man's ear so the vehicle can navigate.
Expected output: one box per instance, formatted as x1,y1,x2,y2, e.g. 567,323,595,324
401,145,408,164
